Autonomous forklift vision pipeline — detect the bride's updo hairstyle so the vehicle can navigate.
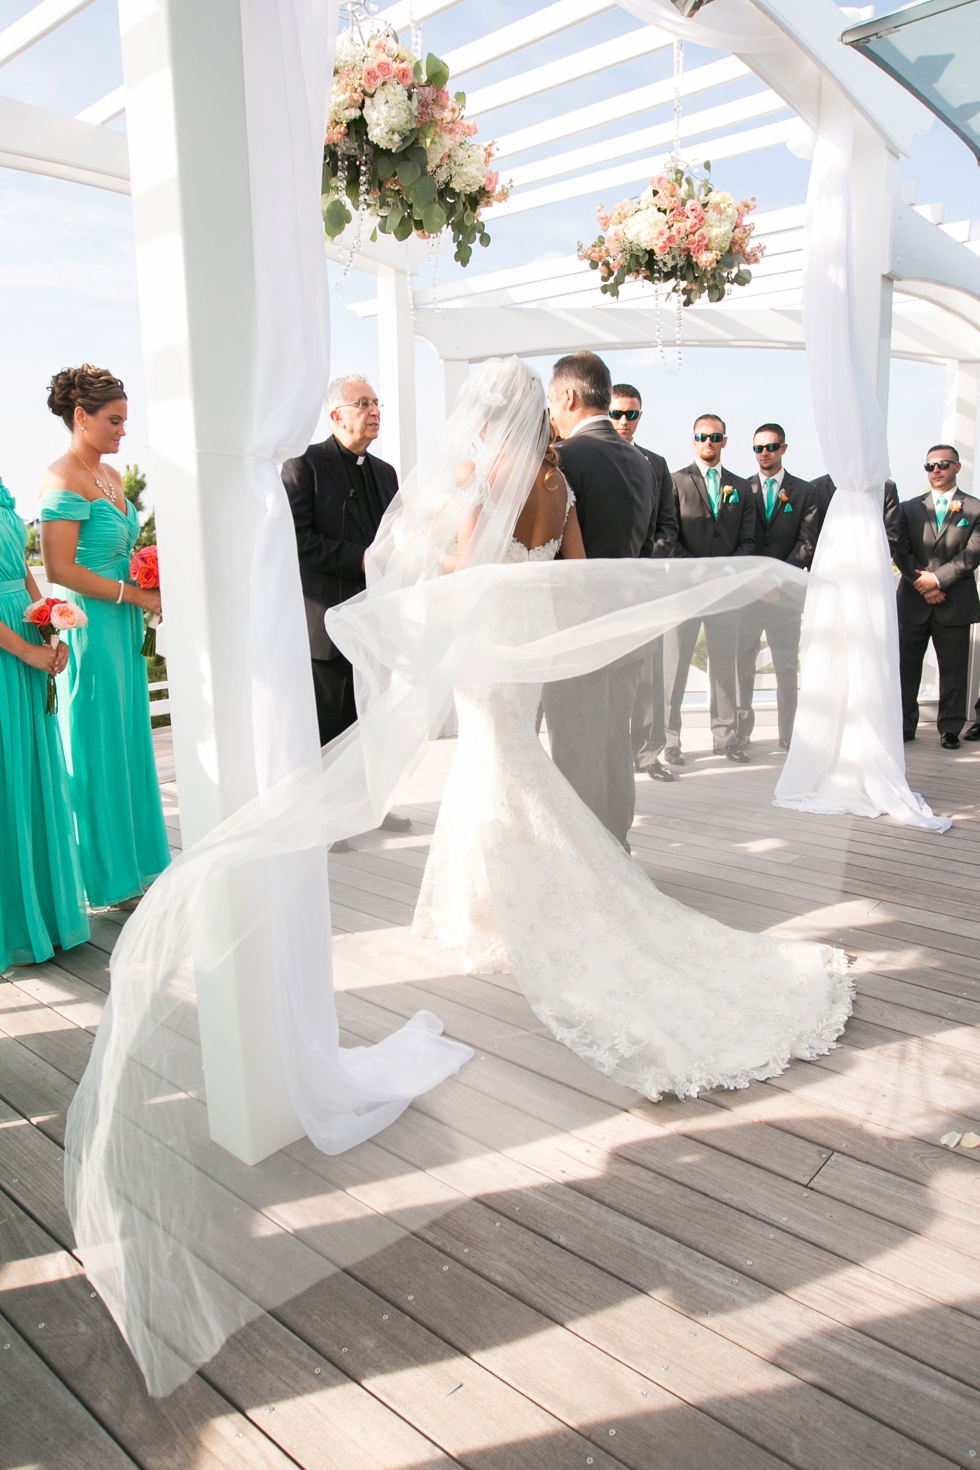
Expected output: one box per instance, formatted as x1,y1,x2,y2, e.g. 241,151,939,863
366,356,551,589
48,365,126,430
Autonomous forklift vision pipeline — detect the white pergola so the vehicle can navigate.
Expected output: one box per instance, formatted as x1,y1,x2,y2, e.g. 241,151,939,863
3,0,978,1163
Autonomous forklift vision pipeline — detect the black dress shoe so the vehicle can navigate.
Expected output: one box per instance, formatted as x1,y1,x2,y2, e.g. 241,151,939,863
725,745,750,764
380,811,412,832
941,732,961,750
663,747,685,766
647,761,675,782
964,722,980,741
778,737,790,750
903,733,915,743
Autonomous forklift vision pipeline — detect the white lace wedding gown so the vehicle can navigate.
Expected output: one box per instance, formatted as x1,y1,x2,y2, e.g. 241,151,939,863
413,484,852,1100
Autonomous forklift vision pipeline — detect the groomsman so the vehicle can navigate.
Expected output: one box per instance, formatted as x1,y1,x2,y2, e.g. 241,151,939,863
811,472,901,551
283,374,411,836
666,414,755,764
608,381,679,783
894,444,980,748
736,423,817,749
544,352,661,849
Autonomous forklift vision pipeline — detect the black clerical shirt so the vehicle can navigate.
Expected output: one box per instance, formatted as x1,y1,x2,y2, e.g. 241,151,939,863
335,437,385,530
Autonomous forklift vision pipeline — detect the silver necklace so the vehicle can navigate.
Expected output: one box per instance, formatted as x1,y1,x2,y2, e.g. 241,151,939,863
71,448,118,504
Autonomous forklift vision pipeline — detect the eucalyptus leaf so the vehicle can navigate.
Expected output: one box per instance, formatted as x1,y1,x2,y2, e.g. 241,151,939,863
396,156,421,187
719,253,735,269
322,196,351,238
425,53,450,90
422,202,447,233
415,174,438,207
734,269,752,286
392,214,414,242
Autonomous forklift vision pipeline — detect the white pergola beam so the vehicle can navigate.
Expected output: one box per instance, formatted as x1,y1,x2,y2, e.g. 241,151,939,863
467,25,670,117
377,0,463,32
76,86,125,126
486,118,797,220
506,89,787,190
493,57,751,160
0,94,129,192
444,0,615,81
0,0,95,66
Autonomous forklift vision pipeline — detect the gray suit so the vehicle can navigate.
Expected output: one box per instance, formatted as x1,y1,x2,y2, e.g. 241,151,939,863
543,418,659,846
630,443,679,770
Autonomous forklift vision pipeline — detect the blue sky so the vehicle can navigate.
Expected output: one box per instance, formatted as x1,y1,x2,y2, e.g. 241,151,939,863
0,0,976,514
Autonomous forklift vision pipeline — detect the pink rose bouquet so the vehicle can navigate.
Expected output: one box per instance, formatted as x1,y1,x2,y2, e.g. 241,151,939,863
23,596,87,714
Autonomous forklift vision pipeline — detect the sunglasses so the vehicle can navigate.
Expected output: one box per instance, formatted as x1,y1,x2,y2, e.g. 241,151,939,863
694,432,725,443
609,408,640,421
924,460,957,472
752,442,784,454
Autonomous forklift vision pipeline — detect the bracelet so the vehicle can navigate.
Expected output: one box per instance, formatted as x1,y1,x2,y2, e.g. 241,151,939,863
116,580,125,604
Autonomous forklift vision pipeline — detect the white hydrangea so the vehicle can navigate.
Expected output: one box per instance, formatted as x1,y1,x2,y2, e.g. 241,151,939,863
434,141,486,195
363,79,415,151
623,206,672,254
703,190,738,253
425,127,451,168
335,34,370,67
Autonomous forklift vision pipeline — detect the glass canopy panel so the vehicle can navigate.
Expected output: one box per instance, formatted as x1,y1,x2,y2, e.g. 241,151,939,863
842,0,980,161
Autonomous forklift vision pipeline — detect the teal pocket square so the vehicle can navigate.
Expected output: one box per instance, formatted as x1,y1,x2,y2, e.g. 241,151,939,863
783,502,793,513
958,517,970,527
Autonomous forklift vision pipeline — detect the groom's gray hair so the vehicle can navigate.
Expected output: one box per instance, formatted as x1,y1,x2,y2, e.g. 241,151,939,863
550,352,612,411
325,374,374,412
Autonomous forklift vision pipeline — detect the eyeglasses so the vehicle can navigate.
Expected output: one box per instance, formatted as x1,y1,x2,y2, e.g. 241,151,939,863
609,408,640,421
342,398,382,411
752,442,784,454
694,432,725,443
924,460,957,472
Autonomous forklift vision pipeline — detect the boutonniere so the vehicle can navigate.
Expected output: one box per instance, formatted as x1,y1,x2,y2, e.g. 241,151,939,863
721,484,738,504
778,489,793,513
950,500,963,514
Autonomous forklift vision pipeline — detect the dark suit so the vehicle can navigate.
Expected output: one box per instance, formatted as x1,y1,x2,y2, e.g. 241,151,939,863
735,470,817,745
811,474,900,551
894,490,980,737
282,435,398,745
630,442,679,772
666,462,755,752
543,417,660,846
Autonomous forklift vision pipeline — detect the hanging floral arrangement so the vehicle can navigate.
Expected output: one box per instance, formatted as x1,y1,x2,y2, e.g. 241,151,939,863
579,164,764,306
323,30,508,266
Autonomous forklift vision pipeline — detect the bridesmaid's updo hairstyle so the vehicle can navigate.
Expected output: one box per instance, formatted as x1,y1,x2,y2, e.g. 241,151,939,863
47,365,126,430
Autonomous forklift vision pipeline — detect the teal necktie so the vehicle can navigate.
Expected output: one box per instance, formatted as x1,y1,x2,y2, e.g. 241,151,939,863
764,477,776,519
935,493,949,531
705,467,720,518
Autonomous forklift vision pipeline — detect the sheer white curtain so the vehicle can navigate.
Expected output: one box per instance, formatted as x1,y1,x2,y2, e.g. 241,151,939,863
773,83,949,831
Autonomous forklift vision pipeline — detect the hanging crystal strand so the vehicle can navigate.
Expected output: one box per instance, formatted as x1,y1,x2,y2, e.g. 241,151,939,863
672,40,684,162
408,0,422,57
338,145,371,285
405,240,417,323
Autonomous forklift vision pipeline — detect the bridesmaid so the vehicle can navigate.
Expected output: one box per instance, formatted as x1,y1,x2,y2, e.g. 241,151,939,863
0,475,89,969
39,365,170,909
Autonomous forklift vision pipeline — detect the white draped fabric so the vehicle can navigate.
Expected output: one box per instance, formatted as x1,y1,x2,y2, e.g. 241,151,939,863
773,85,950,831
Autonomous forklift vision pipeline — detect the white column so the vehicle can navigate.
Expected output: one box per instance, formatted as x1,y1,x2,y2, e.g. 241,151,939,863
120,0,302,1165
376,262,417,481
850,118,898,416
443,358,469,419
944,359,980,717
942,359,980,493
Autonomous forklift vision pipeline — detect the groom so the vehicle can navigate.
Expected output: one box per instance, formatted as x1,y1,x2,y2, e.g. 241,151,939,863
544,352,660,850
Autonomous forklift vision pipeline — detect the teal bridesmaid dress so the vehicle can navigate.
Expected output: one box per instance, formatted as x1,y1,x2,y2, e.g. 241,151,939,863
0,481,89,968
38,489,171,907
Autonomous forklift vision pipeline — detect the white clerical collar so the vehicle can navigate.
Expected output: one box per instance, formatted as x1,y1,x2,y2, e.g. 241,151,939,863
568,415,608,439
761,466,785,490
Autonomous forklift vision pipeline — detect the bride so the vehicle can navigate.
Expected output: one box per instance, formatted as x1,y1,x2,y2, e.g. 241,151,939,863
391,357,852,1100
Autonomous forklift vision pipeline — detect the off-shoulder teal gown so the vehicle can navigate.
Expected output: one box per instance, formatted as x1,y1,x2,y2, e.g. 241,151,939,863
0,482,89,968
38,490,170,907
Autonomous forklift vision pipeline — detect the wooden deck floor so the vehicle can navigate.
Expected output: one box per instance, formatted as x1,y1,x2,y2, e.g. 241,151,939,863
4,718,980,1469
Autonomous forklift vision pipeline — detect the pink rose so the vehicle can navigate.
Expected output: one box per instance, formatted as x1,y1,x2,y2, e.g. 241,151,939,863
375,58,394,81
49,601,84,630
361,62,380,92
394,62,414,87
483,170,499,194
